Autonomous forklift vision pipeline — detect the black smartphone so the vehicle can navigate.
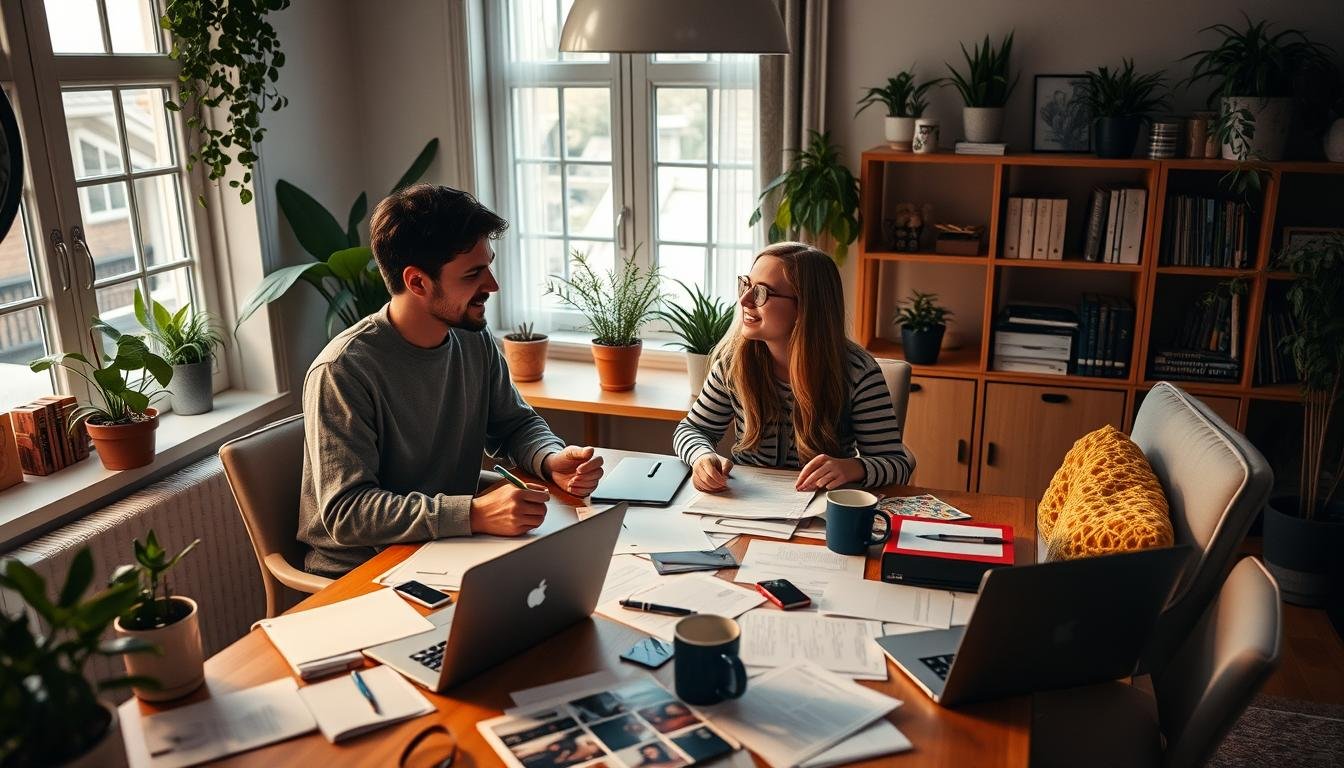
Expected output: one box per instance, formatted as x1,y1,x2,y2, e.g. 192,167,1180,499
394,580,452,609
755,578,811,610
619,637,675,669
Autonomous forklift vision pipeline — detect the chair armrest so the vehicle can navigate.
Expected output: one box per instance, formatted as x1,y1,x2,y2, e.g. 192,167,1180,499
264,552,333,594
478,468,505,492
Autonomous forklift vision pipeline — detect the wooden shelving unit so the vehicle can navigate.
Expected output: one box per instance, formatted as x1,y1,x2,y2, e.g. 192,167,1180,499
854,148,1342,501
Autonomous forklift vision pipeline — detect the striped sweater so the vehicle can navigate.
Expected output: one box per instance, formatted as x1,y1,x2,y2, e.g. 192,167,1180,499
673,343,914,487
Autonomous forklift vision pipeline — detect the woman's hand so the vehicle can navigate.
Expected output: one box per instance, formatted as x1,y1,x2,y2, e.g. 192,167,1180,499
795,455,864,491
692,454,735,492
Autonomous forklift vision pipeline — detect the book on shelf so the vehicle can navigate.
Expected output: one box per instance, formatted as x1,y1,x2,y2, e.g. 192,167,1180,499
1159,194,1251,268
1254,294,1300,386
1032,199,1051,259
1001,304,1078,329
1001,196,1065,260
955,141,1008,155
1004,197,1022,258
1017,196,1037,261
1081,187,1147,264
1073,294,1132,377
1150,289,1244,382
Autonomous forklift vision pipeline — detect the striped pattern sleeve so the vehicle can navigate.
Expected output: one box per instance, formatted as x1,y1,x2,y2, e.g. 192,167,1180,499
848,349,915,487
674,356,735,467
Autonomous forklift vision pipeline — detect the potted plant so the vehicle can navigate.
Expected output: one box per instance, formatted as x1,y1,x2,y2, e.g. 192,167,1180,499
546,248,662,391
894,290,953,365
1,548,158,767
944,32,1018,144
1081,59,1170,158
29,321,172,470
749,130,861,263
1182,14,1333,162
111,530,204,701
502,322,549,383
856,70,938,151
132,289,224,416
1263,232,1344,606
657,280,734,396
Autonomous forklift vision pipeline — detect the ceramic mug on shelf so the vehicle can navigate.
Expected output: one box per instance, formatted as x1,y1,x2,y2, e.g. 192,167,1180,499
912,119,940,154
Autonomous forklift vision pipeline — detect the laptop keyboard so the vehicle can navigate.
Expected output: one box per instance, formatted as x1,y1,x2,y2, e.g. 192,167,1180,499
410,640,447,672
920,653,956,680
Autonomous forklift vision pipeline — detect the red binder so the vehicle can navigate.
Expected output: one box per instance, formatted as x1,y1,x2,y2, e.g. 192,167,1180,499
881,518,1015,592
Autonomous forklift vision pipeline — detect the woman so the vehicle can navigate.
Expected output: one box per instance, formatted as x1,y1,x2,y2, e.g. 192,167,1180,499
673,242,913,493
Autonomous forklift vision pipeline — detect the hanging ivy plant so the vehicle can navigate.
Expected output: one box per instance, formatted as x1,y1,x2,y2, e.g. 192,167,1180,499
160,0,291,206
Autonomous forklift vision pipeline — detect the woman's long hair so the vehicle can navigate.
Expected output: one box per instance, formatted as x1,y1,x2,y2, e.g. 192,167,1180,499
714,242,848,461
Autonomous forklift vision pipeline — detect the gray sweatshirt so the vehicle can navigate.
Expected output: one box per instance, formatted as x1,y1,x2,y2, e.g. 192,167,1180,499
298,305,564,577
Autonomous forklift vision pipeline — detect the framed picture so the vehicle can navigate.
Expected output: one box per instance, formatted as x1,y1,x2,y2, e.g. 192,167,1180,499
1282,226,1344,252
1032,74,1091,153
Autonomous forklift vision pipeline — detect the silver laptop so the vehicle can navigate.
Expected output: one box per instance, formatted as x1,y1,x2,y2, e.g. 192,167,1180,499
365,502,628,692
876,545,1191,707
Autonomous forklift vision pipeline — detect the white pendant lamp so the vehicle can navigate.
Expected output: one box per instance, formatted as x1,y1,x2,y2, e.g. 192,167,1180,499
559,0,791,54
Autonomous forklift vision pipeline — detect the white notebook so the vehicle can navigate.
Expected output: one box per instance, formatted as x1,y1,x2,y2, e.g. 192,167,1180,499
254,588,434,680
297,666,436,742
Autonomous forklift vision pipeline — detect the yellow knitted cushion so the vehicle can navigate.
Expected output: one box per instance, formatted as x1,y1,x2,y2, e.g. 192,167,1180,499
1038,425,1172,561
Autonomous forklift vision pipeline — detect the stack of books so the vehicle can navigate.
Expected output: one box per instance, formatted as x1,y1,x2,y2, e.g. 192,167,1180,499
1149,289,1242,382
1253,294,1299,386
1002,197,1068,260
1075,294,1135,378
9,395,90,476
1159,195,1251,268
1081,187,1147,264
954,142,1008,156
993,305,1077,375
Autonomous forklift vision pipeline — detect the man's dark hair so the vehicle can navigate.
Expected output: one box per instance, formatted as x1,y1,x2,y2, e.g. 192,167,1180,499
368,184,507,294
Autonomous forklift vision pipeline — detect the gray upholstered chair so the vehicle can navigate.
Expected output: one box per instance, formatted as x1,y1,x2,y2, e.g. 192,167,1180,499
1032,556,1282,768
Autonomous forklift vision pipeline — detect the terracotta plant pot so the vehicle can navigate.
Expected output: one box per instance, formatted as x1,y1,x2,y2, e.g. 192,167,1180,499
591,340,642,391
66,700,127,768
502,335,549,382
85,408,158,470
114,596,205,701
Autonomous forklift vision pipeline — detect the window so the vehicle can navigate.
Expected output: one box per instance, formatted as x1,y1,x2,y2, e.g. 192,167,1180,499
484,0,761,337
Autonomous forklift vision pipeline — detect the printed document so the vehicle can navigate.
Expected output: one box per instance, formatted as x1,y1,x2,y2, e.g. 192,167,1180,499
255,589,432,679
799,720,912,768
613,506,715,554
818,579,954,629
736,609,887,680
138,678,315,768
597,573,765,640
597,554,664,606
683,466,816,520
733,540,865,596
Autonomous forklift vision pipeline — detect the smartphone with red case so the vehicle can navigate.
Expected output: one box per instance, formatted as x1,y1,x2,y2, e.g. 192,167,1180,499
755,578,811,610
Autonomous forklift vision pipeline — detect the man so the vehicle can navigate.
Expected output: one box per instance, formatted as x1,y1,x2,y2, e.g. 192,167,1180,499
298,184,603,577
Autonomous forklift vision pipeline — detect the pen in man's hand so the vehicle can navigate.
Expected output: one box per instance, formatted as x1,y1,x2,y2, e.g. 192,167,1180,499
493,464,527,489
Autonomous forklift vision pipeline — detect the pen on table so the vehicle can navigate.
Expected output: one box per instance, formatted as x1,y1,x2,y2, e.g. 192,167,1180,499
351,668,381,715
619,599,695,616
918,533,1011,545
493,464,527,489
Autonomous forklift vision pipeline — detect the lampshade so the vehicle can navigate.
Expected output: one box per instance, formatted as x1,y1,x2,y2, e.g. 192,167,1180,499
559,0,790,54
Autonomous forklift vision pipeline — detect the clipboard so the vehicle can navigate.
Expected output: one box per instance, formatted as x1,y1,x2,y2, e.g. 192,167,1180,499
590,455,690,506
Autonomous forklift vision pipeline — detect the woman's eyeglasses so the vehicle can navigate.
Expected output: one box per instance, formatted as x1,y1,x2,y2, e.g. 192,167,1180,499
400,724,457,768
736,275,797,308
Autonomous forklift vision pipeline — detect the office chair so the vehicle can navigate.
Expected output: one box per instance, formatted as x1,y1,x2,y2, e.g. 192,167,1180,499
876,358,913,435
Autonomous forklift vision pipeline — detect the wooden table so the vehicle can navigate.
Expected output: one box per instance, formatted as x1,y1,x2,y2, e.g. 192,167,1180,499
513,359,693,444
120,454,1034,767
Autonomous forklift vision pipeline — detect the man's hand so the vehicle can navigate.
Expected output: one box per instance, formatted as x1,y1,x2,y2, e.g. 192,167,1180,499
544,445,604,497
795,455,864,492
469,482,549,536
692,454,734,493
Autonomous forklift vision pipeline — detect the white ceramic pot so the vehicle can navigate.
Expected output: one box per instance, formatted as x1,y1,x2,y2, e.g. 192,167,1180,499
1220,96,1291,161
1325,117,1344,162
912,119,940,154
114,596,205,702
962,106,1005,143
884,116,916,150
685,353,710,396
65,700,127,768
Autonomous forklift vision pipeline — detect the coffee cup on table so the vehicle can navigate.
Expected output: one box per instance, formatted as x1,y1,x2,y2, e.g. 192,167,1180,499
824,489,892,555
673,614,747,706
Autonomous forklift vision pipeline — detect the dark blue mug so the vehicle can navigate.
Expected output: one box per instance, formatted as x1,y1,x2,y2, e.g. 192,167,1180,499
824,489,892,555
673,614,747,705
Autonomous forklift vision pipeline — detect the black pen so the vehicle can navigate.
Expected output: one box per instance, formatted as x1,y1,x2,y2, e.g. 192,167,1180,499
619,599,695,616
918,533,1011,545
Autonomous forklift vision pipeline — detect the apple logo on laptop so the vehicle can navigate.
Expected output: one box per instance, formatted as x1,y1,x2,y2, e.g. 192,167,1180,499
527,579,547,608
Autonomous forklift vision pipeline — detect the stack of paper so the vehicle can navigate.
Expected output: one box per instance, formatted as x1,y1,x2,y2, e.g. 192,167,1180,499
596,572,766,640
136,678,317,768
818,579,954,629
679,466,825,540
254,589,434,680
736,610,888,680
733,540,866,596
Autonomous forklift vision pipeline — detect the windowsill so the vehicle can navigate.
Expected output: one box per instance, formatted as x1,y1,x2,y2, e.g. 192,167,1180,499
539,331,692,371
0,390,291,551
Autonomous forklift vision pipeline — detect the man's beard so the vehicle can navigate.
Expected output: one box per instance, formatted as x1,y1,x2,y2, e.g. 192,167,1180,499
430,290,489,333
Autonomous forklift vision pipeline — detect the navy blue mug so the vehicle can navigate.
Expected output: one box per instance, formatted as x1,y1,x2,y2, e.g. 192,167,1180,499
824,489,892,555
673,614,747,705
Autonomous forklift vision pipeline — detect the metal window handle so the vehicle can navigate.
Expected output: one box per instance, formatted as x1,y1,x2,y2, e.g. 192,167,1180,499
956,439,967,464
1041,393,1069,404
986,442,998,466
72,225,95,289
49,229,70,291
615,206,629,249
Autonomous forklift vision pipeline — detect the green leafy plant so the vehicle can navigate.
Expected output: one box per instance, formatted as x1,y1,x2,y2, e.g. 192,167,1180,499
856,71,937,118
1275,233,1344,520
505,322,545,342
161,0,291,205
893,290,953,333
29,323,173,431
546,248,662,347
0,549,159,767
1081,59,1170,119
111,530,201,631
234,139,439,336
749,130,861,264
944,32,1018,108
657,280,735,356
132,288,224,366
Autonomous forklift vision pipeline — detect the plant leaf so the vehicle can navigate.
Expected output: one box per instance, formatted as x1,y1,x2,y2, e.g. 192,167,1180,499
346,192,367,246
327,246,374,282
391,138,439,193
1,560,54,624
275,179,349,260
234,261,331,328
57,548,94,608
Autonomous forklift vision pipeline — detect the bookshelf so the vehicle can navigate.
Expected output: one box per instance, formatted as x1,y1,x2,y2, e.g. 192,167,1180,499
854,148,1344,500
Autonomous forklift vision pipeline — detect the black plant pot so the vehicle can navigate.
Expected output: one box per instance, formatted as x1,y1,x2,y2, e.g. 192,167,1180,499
1094,116,1141,159
1263,496,1344,607
901,324,946,365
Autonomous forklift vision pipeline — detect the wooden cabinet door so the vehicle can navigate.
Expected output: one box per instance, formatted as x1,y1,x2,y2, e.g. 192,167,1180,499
978,383,1126,500
903,376,976,491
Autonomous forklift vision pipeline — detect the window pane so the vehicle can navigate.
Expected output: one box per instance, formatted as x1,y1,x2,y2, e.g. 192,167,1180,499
148,267,193,316
135,174,189,267
121,88,176,170
79,183,138,280
64,90,124,180
653,53,711,63
655,88,708,163
0,307,54,411
713,88,756,165
569,239,614,277
564,88,610,161
106,0,161,53
658,244,707,297
516,162,563,235
714,168,755,246
95,279,140,337
522,237,566,295
566,164,612,238
657,166,708,242
514,88,560,160
46,0,106,54
0,206,36,305
510,0,560,63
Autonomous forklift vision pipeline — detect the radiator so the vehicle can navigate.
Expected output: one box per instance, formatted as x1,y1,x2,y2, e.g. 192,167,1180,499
0,456,266,697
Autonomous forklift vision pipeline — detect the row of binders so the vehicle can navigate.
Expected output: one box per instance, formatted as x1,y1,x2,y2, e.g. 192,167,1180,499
8,395,89,476
1081,187,1148,264
1075,294,1135,378
1159,195,1252,268
1002,197,1068,260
